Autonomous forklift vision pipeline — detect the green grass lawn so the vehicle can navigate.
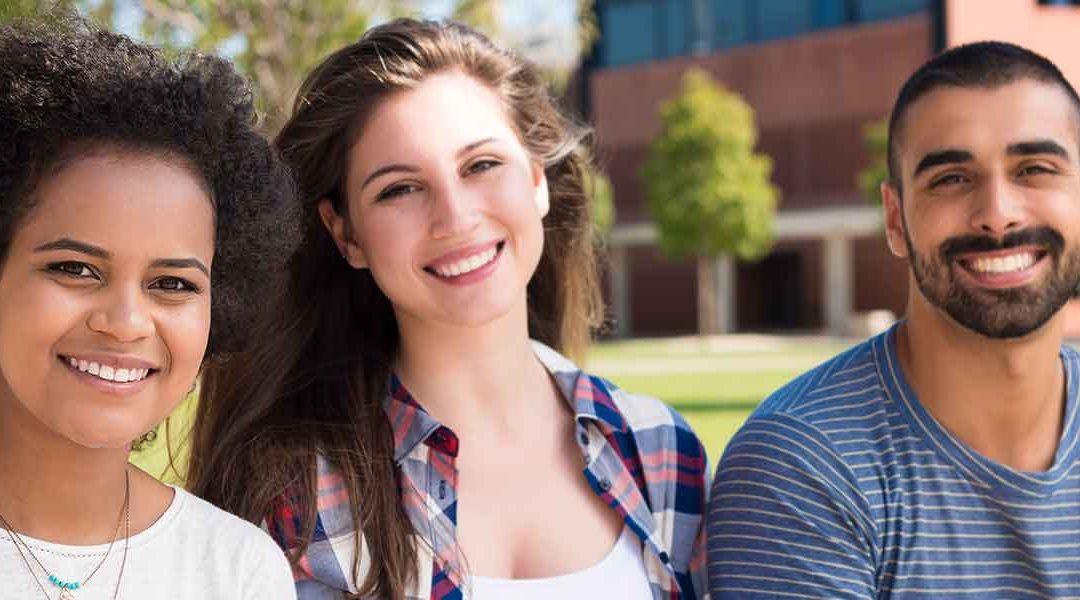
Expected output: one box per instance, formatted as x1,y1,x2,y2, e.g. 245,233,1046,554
585,336,853,462
131,335,854,482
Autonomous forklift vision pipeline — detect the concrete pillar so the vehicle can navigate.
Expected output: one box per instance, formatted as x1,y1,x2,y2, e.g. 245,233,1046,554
823,235,853,336
609,245,631,338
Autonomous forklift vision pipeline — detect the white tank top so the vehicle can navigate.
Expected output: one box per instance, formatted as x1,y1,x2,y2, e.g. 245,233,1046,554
469,527,653,600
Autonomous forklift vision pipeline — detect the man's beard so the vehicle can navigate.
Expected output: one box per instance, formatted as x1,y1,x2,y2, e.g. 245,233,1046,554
905,225,1080,339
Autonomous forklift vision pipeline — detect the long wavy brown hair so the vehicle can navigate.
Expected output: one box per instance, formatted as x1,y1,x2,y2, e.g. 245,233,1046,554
187,18,604,599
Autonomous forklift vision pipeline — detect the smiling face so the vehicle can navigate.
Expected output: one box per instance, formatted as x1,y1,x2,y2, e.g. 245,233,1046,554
320,69,549,331
883,79,1080,338
0,152,214,449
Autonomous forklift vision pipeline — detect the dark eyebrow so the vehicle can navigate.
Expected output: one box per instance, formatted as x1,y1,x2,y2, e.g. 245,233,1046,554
360,164,421,192
1006,139,1070,161
151,258,210,278
913,149,974,178
34,238,109,258
35,238,208,277
456,137,498,158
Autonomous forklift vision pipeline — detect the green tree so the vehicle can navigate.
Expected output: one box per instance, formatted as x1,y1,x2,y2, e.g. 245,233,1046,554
642,68,778,334
857,118,889,204
587,168,615,235
1,0,113,26
138,0,370,133
452,0,498,38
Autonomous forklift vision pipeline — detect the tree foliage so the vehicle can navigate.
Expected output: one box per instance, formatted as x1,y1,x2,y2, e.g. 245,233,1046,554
642,68,778,261
138,0,370,133
452,0,498,38
136,0,599,132
587,168,615,235
857,118,888,204
1,0,112,26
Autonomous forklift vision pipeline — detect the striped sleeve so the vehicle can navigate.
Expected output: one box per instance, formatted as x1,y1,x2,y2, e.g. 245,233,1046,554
706,414,878,599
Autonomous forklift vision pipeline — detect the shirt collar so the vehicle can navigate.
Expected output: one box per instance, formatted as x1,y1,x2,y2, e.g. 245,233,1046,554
381,341,630,464
531,340,629,435
382,373,450,464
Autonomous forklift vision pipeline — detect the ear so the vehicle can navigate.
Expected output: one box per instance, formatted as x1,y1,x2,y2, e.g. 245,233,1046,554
318,198,368,269
881,181,909,259
532,162,550,218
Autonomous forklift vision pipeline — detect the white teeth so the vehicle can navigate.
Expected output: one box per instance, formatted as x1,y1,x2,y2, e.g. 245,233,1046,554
432,247,498,278
67,358,151,383
970,252,1037,274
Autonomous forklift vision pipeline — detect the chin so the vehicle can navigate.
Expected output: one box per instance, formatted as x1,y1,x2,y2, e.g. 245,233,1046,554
55,418,155,451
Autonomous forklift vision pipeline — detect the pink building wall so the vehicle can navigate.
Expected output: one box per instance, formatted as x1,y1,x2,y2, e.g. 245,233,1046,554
946,0,1080,87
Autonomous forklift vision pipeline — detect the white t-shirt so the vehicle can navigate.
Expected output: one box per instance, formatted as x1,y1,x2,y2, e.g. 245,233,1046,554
470,527,654,600
0,486,296,599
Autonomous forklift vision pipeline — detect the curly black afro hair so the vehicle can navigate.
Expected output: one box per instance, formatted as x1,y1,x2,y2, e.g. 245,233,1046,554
0,16,301,356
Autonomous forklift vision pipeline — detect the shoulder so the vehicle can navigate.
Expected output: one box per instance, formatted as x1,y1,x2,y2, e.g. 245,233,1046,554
593,374,711,508
261,457,361,591
534,339,702,439
172,488,294,576
718,336,892,486
754,335,887,427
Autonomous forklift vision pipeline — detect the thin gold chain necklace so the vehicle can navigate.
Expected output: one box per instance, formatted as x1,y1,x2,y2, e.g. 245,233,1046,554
0,469,130,599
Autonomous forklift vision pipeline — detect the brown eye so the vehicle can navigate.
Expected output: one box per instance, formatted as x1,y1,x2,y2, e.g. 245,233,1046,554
151,277,199,293
377,183,421,202
930,173,968,188
466,159,501,175
1018,164,1054,177
48,262,95,278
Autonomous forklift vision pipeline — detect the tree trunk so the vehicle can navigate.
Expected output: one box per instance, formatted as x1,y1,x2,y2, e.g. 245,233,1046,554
697,255,735,335
697,256,718,335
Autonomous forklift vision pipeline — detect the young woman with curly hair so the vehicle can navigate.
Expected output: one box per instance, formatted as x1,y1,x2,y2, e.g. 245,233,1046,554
0,16,300,599
189,19,710,600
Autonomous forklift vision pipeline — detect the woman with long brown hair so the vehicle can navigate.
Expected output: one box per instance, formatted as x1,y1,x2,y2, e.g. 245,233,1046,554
188,18,709,600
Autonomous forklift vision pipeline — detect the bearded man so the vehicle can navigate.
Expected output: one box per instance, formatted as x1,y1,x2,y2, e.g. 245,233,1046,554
707,41,1080,599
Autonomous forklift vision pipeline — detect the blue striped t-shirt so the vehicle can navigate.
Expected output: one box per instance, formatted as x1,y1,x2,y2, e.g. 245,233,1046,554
707,324,1080,599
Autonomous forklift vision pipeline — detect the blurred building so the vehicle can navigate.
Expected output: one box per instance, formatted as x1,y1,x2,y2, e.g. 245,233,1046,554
583,0,1080,336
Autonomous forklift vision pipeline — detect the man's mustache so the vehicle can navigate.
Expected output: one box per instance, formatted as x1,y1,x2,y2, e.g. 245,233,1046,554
939,226,1065,262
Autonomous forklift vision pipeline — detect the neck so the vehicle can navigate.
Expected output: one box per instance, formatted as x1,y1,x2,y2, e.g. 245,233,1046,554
0,396,129,545
897,292,1068,471
394,297,561,437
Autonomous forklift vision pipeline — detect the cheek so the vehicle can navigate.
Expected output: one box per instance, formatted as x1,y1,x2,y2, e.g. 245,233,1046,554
354,213,418,280
160,301,211,387
0,277,80,377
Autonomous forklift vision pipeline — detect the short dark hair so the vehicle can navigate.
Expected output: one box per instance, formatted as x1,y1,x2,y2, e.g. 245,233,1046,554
0,16,302,356
887,41,1080,192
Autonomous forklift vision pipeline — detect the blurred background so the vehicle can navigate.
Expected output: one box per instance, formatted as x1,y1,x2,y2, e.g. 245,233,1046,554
7,0,1080,474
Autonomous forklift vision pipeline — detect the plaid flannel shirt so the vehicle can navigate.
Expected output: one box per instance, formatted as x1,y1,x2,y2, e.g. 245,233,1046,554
266,342,711,599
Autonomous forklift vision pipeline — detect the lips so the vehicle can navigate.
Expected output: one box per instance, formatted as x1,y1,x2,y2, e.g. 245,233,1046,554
957,248,1045,275
424,240,505,280
58,354,159,385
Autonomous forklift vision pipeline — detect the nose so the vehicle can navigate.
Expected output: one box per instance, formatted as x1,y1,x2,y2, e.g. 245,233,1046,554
86,284,155,342
969,173,1027,236
428,179,481,240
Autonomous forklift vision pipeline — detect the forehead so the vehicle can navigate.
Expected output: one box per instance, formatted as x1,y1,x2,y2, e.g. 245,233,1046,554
899,80,1080,170
18,153,214,256
349,70,521,166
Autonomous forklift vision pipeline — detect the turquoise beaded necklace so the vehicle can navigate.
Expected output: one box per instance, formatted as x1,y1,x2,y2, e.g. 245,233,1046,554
0,469,129,599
